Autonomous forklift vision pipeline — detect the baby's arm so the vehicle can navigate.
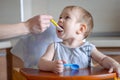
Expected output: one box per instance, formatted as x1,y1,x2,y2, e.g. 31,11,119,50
38,43,64,73
91,47,120,77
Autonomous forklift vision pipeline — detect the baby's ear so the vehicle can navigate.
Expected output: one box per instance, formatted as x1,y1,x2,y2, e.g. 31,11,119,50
76,23,87,34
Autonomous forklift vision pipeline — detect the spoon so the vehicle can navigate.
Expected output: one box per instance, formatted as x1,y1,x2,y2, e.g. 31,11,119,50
64,64,79,70
50,19,63,31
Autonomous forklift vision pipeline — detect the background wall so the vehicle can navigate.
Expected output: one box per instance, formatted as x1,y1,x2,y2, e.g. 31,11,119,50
23,0,120,34
0,0,119,34
0,0,21,24
0,0,119,41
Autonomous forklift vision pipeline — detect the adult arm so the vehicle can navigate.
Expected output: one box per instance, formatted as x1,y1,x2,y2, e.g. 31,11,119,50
0,15,52,40
0,23,29,39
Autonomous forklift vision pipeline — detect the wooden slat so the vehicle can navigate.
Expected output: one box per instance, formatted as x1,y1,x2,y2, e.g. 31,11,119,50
0,50,7,80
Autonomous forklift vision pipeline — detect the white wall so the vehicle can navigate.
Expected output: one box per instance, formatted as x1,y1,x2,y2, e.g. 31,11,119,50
0,0,21,46
0,0,119,46
0,0,21,24
0,0,119,34
23,0,120,33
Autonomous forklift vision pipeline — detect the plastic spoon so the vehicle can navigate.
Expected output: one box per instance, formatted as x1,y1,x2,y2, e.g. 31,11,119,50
50,19,63,31
64,64,79,70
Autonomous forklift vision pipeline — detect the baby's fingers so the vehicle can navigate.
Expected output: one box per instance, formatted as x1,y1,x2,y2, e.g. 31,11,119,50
108,67,113,73
54,66,64,74
109,66,120,77
116,67,120,77
56,63,64,73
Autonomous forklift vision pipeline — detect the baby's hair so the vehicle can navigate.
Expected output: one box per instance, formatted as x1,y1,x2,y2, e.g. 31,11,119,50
63,6,94,38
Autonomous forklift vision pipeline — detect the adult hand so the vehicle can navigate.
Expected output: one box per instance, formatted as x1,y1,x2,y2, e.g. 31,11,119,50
25,15,53,34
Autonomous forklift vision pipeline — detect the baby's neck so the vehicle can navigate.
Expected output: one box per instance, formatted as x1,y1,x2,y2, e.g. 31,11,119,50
62,39,84,48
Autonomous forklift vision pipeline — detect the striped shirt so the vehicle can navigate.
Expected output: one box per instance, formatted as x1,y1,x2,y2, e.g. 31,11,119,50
53,41,95,68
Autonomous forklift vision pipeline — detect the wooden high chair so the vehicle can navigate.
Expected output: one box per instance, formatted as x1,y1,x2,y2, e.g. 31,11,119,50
0,41,12,80
0,40,24,80
20,66,118,80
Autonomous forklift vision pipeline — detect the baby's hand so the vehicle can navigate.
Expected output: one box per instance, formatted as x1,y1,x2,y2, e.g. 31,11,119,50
108,64,120,77
52,60,65,74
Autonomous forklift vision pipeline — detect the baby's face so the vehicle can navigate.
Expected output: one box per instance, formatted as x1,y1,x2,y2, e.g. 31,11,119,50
56,8,83,40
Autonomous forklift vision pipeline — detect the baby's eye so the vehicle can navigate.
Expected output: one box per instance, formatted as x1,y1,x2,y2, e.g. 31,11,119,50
59,16,62,19
65,16,70,20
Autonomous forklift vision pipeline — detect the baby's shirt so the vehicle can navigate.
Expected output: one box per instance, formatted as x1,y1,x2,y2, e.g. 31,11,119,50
11,24,61,68
53,41,95,68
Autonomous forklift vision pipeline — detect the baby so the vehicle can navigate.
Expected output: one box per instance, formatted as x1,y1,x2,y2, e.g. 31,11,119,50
38,5,120,77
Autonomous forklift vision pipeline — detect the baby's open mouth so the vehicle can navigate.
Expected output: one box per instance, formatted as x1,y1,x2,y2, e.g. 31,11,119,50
59,26,64,30
57,25,64,32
